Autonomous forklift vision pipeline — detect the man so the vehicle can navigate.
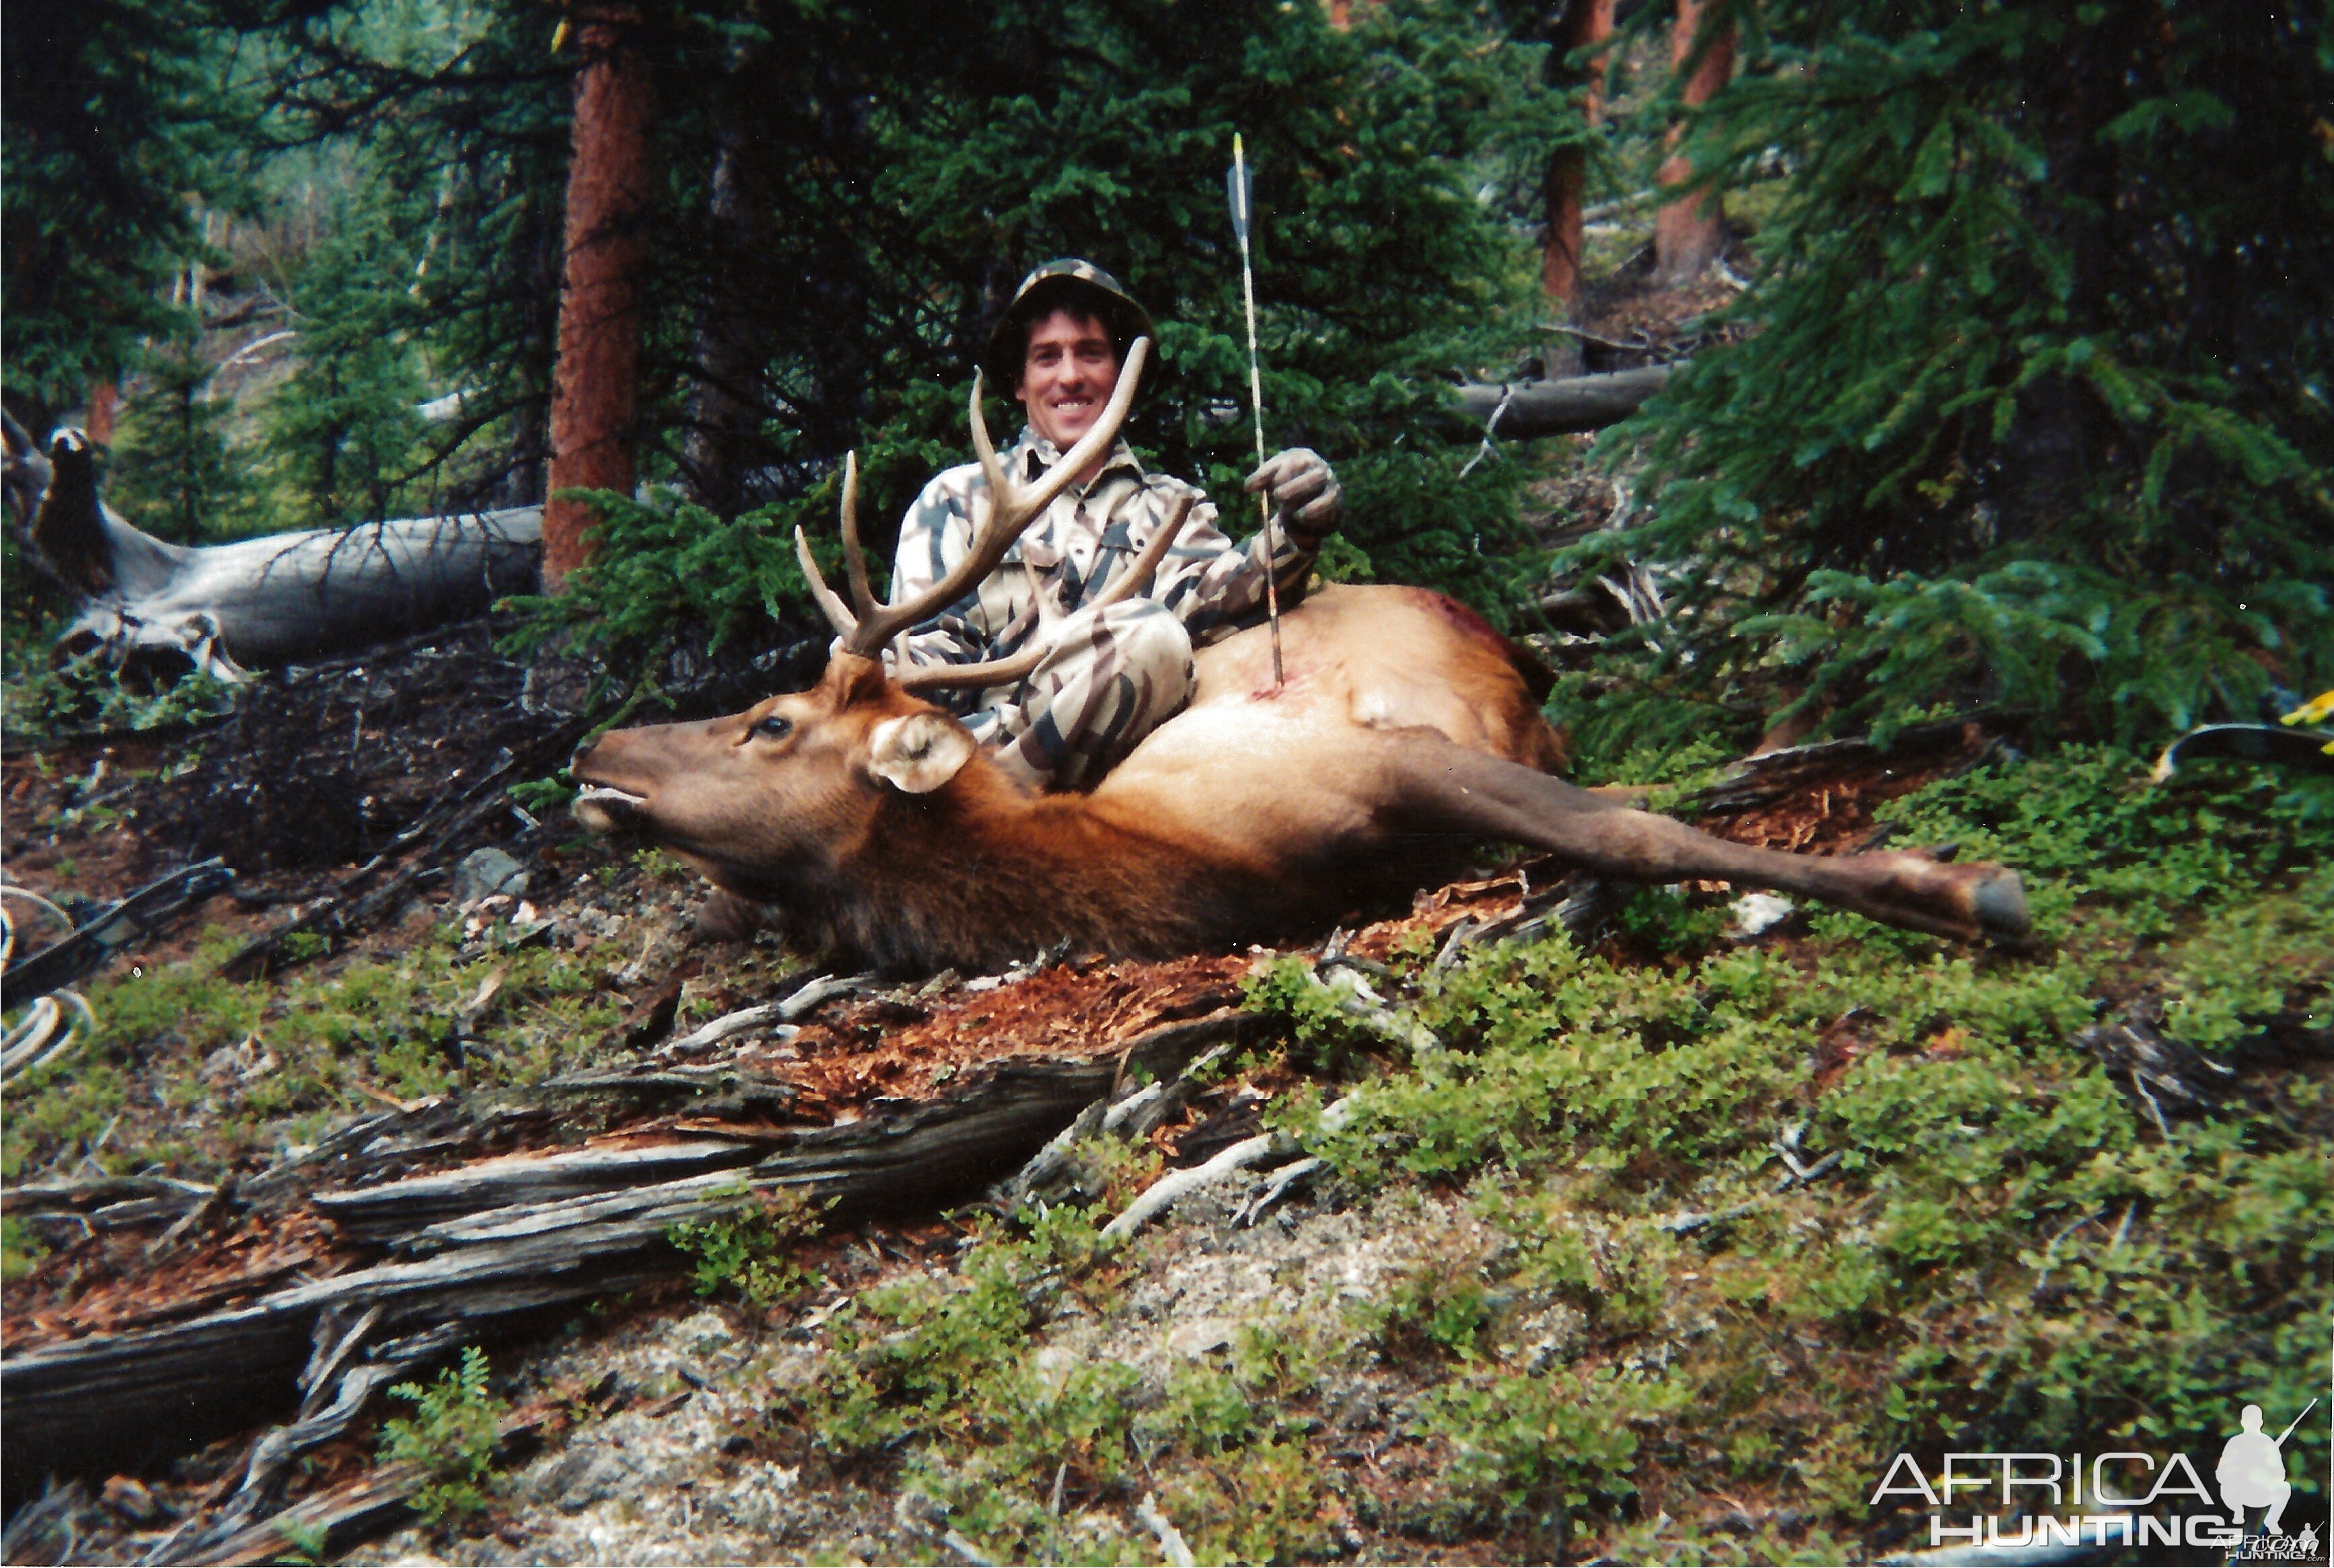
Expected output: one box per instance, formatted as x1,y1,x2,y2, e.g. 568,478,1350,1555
888,259,1344,790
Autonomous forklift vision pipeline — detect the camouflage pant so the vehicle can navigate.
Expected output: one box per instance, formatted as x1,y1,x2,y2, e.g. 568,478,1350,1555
957,599,1196,790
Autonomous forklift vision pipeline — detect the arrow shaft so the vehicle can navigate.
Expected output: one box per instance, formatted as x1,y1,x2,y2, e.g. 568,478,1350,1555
1231,135,1282,688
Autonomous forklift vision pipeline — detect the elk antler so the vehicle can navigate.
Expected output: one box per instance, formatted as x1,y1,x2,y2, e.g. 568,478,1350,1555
795,338,1153,661
892,490,1196,694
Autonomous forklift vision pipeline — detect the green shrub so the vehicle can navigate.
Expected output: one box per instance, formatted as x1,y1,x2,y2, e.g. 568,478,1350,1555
667,1185,823,1308
379,1347,509,1523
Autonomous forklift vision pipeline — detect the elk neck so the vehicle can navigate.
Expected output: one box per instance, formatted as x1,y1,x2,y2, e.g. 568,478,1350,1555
817,758,1267,973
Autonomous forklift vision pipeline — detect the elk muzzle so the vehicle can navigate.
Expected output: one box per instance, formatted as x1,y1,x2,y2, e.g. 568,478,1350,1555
571,783,647,837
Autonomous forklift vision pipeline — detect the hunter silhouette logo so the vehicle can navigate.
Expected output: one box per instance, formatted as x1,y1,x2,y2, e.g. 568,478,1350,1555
2220,1403,2302,1534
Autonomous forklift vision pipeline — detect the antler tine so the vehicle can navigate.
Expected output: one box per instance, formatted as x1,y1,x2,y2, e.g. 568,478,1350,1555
892,488,1196,696
846,337,1152,659
838,451,877,618
795,525,859,638
968,367,1011,515
893,642,1049,695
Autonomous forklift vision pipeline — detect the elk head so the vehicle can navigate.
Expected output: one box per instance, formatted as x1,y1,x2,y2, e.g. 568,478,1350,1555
571,653,981,903
571,340,1190,914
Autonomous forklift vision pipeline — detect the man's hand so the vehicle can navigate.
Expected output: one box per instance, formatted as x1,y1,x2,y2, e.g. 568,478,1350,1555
1245,448,1342,544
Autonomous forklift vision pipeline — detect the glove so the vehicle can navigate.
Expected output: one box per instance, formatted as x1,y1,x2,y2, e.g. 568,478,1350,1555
1244,447,1342,545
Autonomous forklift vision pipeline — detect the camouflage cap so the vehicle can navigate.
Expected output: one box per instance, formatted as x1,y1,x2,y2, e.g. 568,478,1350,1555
982,258,1157,391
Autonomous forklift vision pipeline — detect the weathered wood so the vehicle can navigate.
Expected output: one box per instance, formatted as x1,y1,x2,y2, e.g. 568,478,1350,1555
1447,367,1672,439
170,1404,553,1567
312,1140,766,1242
1,1174,215,1218
25,429,540,678
0,1012,1254,1481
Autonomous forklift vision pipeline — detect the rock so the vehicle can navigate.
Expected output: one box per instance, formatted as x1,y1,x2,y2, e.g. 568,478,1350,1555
453,846,530,905
1728,891,1798,940
1166,1318,1235,1359
525,1447,636,1514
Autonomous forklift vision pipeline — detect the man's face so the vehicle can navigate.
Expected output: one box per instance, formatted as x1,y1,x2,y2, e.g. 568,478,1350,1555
1015,307,1120,452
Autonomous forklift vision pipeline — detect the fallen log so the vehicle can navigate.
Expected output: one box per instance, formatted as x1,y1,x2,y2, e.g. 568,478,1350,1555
10,422,539,680
0,1013,1257,1482
1685,717,2000,817
1445,365,1673,440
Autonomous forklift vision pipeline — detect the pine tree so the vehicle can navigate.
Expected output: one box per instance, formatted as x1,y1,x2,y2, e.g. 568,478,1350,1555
1578,0,2334,741
1,0,252,433
255,153,431,527
107,334,248,542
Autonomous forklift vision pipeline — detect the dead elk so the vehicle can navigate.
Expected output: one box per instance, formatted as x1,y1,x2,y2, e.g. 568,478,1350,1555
4,418,539,680
573,341,2029,972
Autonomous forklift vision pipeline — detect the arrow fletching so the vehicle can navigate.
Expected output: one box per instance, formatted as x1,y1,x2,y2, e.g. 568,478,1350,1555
1226,135,1254,246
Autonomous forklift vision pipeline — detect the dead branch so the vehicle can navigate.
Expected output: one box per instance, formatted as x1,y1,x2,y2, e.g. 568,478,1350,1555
1,860,235,1011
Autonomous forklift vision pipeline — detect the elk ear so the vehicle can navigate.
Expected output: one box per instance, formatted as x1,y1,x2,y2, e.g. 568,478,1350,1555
866,712,975,794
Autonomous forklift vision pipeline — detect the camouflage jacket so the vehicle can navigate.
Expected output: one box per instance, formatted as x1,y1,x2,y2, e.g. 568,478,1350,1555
887,426,1317,687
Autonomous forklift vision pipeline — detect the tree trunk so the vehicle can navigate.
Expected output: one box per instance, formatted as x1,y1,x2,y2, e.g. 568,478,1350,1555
1990,11,2124,546
679,133,767,517
543,9,653,587
1542,0,1617,373
1652,0,1735,287
27,428,540,679
803,57,874,468
85,381,118,447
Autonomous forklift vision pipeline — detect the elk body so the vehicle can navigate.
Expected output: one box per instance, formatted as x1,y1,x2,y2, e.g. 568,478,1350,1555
574,343,2029,972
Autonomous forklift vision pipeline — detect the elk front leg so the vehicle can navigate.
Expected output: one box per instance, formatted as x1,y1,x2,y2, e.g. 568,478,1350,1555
1384,735,2029,944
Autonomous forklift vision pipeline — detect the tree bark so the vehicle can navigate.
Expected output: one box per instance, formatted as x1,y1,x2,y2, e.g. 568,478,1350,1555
679,133,768,517
1542,0,1618,361
85,381,118,447
1652,0,1736,287
543,9,653,587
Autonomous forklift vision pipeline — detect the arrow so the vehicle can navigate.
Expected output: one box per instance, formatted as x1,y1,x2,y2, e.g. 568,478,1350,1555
1227,133,1282,689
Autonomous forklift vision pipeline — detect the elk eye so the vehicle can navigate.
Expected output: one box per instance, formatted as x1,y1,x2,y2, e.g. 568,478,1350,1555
754,714,793,741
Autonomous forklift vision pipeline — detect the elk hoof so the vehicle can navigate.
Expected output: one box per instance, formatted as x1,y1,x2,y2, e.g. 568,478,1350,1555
1969,868,2030,942
572,785,645,835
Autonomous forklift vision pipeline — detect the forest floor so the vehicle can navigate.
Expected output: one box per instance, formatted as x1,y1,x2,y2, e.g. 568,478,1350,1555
6,622,2327,1566
5,250,2330,1567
